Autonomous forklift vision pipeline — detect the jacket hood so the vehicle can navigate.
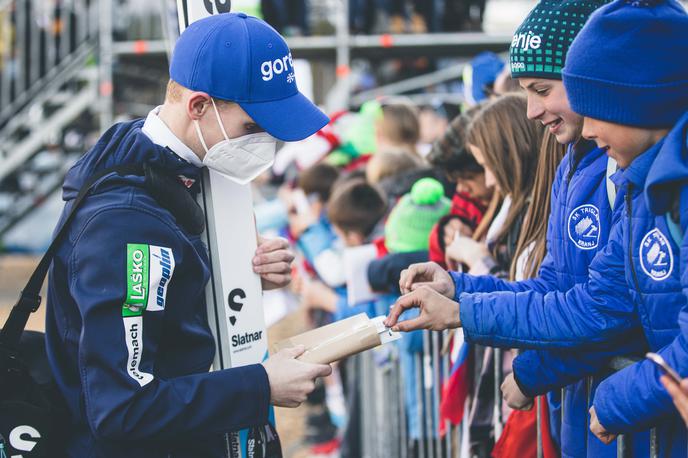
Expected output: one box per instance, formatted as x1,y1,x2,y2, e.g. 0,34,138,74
63,119,201,201
645,110,688,214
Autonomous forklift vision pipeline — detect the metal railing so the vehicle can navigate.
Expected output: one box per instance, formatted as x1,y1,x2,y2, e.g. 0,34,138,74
0,0,98,128
352,334,664,457
355,329,459,458
0,0,102,240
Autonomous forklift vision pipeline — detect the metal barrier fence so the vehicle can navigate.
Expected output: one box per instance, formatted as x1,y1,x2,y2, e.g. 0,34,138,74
353,333,661,458
356,329,460,458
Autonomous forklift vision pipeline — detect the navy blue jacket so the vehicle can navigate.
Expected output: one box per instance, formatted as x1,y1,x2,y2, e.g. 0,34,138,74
458,131,687,456
45,120,271,457
594,111,688,436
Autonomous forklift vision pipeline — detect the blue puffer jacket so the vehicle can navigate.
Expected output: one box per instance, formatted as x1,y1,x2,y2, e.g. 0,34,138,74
459,133,687,456
593,111,688,438
448,143,642,456
450,143,615,297
45,120,271,458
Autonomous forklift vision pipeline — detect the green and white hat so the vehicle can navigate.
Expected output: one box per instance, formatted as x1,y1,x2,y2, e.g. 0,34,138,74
509,0,609,79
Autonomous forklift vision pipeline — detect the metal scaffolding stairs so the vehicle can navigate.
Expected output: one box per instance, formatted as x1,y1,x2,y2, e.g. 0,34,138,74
0,0,100,238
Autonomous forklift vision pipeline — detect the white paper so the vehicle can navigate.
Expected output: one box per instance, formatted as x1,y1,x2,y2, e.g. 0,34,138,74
371,315,401,344
343,243,380,307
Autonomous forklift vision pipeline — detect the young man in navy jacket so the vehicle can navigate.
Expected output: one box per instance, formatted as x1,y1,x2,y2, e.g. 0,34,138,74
386,1,688,455
46,13,332,457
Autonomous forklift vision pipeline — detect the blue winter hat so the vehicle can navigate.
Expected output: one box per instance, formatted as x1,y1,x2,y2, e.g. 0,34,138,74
563,0,688,128
463,52,504,105
170,13,329,141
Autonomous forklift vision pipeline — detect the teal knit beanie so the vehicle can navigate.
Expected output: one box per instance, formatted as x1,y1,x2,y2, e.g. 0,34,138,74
385,178,451,253
509,0,610,79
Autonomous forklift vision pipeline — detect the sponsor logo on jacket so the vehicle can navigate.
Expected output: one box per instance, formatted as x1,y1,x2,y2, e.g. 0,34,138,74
122,243,176,386
568,204,601,250
640,228,674,281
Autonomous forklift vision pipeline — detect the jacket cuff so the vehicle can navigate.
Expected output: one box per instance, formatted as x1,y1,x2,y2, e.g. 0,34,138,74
592,371,655,435
221,363,271,428
512,356,539,398
458,292,480,341
450,271,464,302
254,363,272,424
593,382,626,434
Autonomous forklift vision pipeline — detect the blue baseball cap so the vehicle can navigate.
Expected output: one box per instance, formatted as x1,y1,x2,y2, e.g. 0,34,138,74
170,13,329,141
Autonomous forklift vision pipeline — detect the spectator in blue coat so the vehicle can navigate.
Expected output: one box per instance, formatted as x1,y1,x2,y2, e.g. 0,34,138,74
552,0,688,446
386,1,688,455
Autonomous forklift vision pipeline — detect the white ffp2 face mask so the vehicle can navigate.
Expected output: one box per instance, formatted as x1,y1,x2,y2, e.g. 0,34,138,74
194,98,277,185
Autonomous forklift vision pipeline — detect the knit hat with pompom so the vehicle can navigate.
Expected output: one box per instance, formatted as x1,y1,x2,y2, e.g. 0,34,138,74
385,178,451,253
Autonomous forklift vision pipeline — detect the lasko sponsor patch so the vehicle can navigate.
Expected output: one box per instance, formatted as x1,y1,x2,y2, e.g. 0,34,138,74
121,243,175,386
567,204,601,250
640,229,674,281
125,243,149,314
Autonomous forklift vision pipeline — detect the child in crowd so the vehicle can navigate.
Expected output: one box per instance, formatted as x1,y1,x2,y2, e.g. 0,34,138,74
288,163,344,288
365,145,452,214
442,93,547,457
284,163,343,451
295,178,387,458
376,99,422,158
365,149,421,186
384,177,451,254
558,0,688,449
426,108,491,268
491,130,564,458
300,179,387,320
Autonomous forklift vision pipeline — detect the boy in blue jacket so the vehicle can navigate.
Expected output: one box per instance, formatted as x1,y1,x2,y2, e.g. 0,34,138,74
45,13,333,457
552,0,688,446
387,1,688,455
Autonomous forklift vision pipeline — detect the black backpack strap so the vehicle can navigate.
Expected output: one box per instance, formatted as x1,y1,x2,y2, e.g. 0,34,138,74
0,163,144,348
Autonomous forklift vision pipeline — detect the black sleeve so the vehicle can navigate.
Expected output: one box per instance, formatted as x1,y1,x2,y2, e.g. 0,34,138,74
367,251,429,294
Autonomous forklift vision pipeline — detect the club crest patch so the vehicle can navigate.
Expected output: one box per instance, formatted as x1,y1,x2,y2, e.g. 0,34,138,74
639,228,674,281
567,204,601,250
